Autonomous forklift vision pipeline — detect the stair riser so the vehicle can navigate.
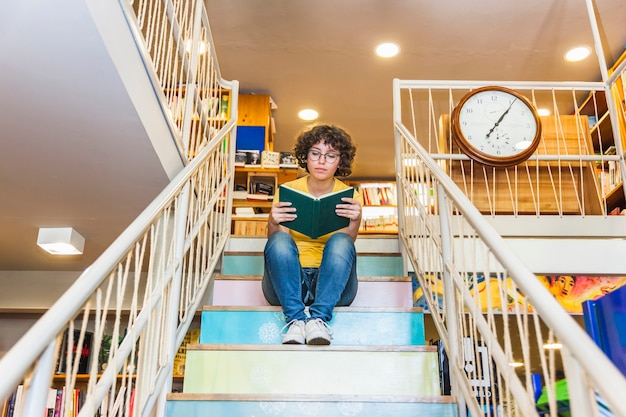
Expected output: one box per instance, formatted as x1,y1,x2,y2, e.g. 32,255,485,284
183,350,440,396
200,310,425,345
222,255,404,276
211,279,413,307
166,399,458,417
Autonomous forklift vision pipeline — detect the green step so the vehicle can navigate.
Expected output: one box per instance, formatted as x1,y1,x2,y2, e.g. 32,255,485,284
222,253,404,276
166,393,458,417
200,306,425,345
183,345,441,396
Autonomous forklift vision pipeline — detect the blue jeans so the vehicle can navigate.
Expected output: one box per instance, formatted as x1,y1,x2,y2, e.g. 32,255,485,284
262,231,358,323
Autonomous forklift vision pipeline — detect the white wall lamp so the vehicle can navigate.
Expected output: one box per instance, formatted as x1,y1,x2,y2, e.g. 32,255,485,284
37,227,85,255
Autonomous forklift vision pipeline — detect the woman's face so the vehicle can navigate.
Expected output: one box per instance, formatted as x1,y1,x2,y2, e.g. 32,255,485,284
554,275,575,296
307,141,340,181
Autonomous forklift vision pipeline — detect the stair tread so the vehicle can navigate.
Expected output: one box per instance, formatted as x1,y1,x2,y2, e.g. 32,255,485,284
183,348,440,396
188,344,436,352
214,274,411,282
224,251,402,257
202,305,422,313
167,393,457,403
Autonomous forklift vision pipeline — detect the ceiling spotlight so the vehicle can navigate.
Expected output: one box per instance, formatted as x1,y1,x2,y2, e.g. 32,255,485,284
565,46,591,62
37,227,85,255
298,109,319,121
543,342,563,350
185,39,208,55
509,361,524,368
376,42,400,58
537,108,550,116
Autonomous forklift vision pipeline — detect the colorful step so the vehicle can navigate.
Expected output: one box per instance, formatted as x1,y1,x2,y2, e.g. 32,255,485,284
211,275,413,307
166,393,459,417
183,345,441,396
222,253,404,276
200,306,425,345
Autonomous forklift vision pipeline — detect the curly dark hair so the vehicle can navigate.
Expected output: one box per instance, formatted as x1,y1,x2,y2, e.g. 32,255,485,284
293,124,357,177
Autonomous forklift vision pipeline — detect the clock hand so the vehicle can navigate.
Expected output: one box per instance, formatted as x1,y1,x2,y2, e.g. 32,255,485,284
485,99,517,138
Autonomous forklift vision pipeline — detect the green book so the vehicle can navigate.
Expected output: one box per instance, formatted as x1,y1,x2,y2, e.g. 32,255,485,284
279,185,354,239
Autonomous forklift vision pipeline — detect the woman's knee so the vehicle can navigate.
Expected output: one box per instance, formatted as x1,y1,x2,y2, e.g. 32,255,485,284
324,233,355,255
264,231,296,256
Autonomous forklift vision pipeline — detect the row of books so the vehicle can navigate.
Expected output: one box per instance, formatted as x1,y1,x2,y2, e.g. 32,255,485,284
597,160,621,197
235,150,298,169
360,214,399,231
358,184,397,206
1,384,135,417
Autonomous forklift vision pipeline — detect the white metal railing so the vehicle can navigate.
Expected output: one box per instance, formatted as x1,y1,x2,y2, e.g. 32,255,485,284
392,22,626,417
398,79,625,217
392,3,626,415
394,115,626,416
0,0,238,416
129,0,233,160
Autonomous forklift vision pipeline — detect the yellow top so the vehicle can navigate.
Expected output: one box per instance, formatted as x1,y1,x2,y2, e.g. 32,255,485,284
276,175,362,267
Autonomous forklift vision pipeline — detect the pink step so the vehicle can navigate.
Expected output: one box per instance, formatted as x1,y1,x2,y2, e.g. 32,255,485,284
211,275,413,307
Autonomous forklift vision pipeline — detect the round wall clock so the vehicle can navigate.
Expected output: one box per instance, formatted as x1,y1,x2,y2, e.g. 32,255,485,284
451,86,542,167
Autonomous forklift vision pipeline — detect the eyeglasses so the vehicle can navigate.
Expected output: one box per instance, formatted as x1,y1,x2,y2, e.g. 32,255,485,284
308,149,340,163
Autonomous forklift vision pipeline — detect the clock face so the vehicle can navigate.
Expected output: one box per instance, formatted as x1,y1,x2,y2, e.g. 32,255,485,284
452,86,542,167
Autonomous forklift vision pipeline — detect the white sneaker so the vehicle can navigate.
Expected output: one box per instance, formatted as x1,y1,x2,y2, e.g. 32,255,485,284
282,320,306,344
305,318,332,345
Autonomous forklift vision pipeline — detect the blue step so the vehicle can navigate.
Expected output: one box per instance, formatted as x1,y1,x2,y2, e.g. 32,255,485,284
222,253,404,276
166,394,459,417
200,306,425,345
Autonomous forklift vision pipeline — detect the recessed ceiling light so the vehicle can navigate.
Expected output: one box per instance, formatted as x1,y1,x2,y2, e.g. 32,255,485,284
298,109,318,121
537,108,550,116
185,39,208,55
565,46,591,62
509,361,524,368
543,342,562,350
375,42,400,58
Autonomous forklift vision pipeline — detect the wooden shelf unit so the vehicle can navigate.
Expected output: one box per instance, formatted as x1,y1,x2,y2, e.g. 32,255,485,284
231,167,298,237
350,182,398,234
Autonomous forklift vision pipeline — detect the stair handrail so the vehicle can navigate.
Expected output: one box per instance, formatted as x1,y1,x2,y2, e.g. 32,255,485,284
0,0,240,416
394,112,626,416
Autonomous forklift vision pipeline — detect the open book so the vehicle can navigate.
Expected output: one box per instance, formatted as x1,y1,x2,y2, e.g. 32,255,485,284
279,185,353,239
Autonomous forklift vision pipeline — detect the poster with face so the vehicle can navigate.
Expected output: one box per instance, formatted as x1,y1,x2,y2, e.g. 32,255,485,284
413,273,626,314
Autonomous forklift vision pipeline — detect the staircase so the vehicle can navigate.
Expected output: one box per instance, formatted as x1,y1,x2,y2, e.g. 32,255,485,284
165,236,458,416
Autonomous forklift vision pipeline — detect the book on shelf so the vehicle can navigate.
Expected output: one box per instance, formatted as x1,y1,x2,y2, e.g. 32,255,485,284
234,207,256,216
261,151,280,168
278,185,353,239
44,388,56,417
173,328,200,376
233,184,247,200
279,151,298,168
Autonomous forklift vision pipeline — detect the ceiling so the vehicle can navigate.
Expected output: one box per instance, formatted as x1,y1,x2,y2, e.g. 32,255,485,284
1,0,625,272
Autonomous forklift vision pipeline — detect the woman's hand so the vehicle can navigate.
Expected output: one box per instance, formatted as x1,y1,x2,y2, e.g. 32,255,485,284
336,197,362,240
336,197,362,222
267,201,296,236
